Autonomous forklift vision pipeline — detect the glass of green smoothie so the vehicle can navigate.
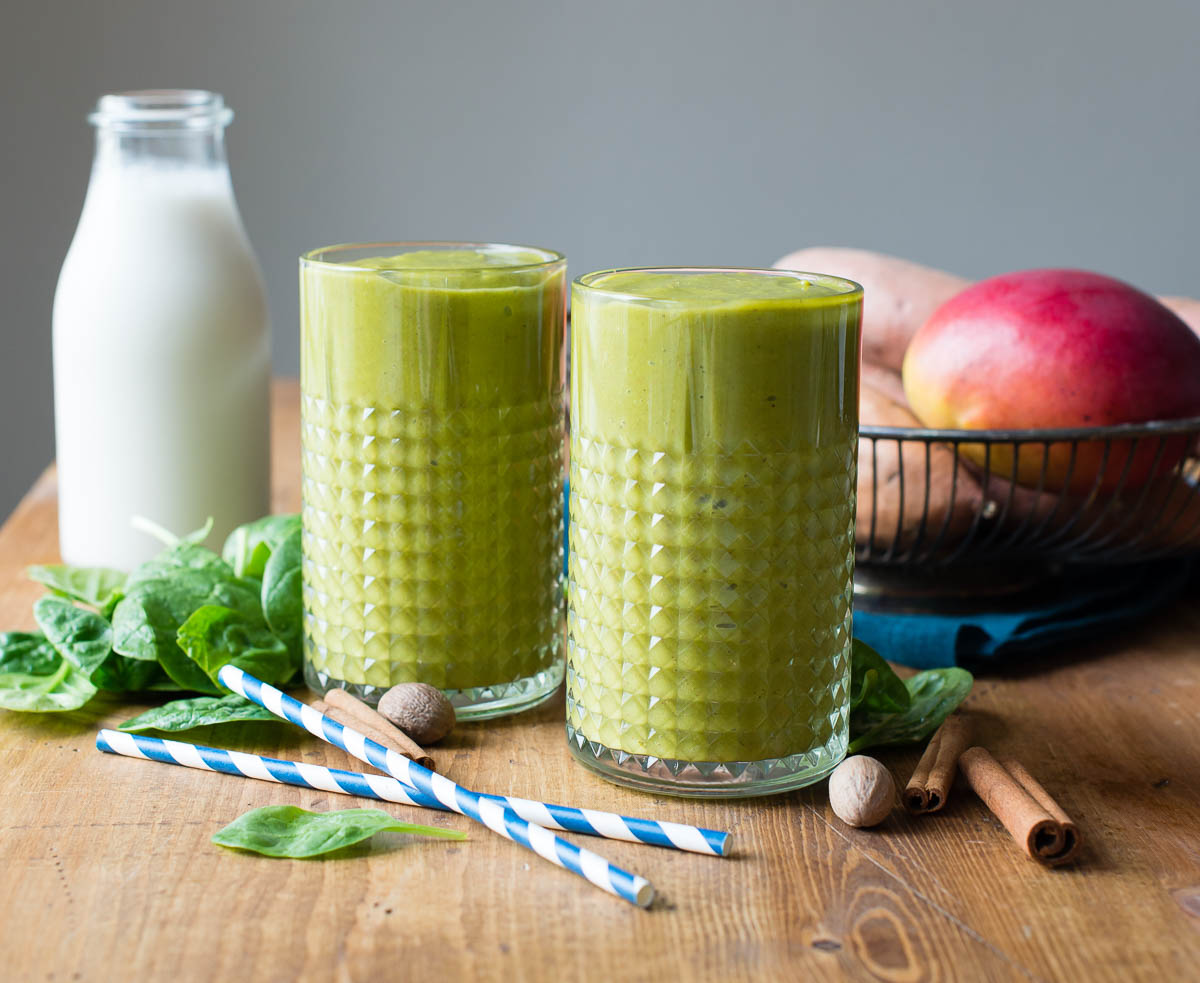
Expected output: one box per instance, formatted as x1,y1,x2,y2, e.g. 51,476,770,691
567,267,862,795
300,242,566,719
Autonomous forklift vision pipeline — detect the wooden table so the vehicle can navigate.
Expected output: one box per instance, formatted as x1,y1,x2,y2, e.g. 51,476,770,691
3,381,1199,982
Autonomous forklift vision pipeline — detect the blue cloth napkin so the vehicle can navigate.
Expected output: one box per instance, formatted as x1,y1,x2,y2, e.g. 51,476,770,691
853,559,1193,670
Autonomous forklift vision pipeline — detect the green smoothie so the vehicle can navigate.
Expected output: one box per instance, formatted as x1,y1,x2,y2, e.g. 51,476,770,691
567,268,861,792
300,244,565,716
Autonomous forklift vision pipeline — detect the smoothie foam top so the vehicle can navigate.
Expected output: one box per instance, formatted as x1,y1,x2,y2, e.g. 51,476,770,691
350,248,557,271
579,269,862,307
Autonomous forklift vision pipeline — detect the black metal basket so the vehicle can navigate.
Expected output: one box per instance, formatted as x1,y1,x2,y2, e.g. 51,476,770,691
855,417,1200,603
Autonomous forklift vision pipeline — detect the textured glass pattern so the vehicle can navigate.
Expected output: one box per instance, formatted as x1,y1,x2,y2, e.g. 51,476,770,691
566,435,854,767
302,393,564,698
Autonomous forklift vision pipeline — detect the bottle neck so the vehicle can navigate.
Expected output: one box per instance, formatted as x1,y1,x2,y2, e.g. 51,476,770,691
93,125,229,173
87,90,234,175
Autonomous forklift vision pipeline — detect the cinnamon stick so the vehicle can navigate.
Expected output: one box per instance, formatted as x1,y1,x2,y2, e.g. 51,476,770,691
904,712,972,814
315,690,436,772
997,756,1081,865
959,746,1081,866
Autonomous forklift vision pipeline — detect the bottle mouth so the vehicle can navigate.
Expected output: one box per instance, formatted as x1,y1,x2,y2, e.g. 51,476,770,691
88,90,233,132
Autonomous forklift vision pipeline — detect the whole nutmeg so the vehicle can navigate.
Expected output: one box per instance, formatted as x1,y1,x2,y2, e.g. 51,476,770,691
377,683,456,744
828,755,896,828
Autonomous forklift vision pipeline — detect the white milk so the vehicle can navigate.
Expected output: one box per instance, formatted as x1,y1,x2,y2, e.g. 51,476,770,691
53,92,270,570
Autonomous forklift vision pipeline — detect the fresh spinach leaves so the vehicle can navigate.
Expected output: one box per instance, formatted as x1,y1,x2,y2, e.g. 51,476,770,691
118,693,278,732
112,568,264,693
223,514,300,578
0,632,97,712
261,528,302,666
177,604,293,688
849,639,912,714
2,514,304,715
848,666,974,754
0,632,61,675
211,806,466,858
34,597,113,677
27,565,126,617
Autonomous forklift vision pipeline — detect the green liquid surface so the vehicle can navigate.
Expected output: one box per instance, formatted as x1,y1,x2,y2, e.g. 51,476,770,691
301,248,565,693
567,269,861,764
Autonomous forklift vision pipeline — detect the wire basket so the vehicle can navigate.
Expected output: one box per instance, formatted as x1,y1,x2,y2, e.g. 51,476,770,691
855,417,1200,603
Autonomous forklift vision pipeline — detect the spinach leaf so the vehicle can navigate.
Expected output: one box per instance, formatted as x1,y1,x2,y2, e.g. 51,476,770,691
118,693,278,732
223,514,300,578
27,565,127,616
32,594,168,694
112,569,264,693
131,515,214,549
0,655,97,712
177,604,293,688
261,527,302,666
848,667,974,754
211,806,465,858
0,632,62,675
111,588,216,693
33,597,113,678
92,653,169,693
849,639,911,714
127,543,234,587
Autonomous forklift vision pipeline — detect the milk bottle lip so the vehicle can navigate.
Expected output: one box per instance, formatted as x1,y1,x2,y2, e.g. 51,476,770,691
88,90,234,132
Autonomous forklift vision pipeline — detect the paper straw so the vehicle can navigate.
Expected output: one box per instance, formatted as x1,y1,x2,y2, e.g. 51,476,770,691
94,728,729,856
97,728,434,807
217,666,655,907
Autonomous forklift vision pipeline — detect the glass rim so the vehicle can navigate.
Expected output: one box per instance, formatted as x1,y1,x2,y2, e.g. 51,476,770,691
300,241,566,274
572,266,865,305
88,89,233,132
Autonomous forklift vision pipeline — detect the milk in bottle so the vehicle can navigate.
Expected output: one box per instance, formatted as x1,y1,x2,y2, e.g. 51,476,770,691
53,90,270,569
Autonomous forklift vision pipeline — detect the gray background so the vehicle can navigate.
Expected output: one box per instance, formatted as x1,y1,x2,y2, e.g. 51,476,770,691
2,0,1197,520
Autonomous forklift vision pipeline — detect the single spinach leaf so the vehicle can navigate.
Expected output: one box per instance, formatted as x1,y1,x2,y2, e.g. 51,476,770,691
177,604,293,688
33,597,113,677
0,656,97,712
261,527,302,666
131,515,214,549
27,564,127,615
91,652,169,693
0,632,62,675
223,514,300,578
848,667,974,754
849,639,911,714
127,542,233,587
211,806,465,858
118,693,278,732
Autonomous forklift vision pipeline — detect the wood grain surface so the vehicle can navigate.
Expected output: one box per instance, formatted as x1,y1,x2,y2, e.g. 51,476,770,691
2,380,1199,982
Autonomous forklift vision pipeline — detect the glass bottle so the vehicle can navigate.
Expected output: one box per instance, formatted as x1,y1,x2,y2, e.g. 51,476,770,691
53,90,270,569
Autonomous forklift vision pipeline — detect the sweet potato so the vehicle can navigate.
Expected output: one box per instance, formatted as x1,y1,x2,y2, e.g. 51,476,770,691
1159,296,1200,340
858,371,982,552
860,362,908,407
774,247,970,371
774,246,1200,368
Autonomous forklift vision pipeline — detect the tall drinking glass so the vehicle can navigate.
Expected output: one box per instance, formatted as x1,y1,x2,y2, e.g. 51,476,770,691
567,268,862,795
300,243,566,719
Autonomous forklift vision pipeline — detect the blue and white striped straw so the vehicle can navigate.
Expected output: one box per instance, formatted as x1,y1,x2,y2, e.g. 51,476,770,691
94,728,729,856
97,727,435,808
217,666,655,907
211,672,728,857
